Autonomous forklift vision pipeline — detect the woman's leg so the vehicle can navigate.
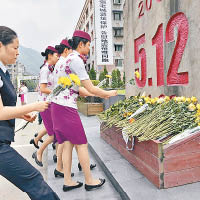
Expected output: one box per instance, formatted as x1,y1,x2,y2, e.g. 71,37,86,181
62,141,78,186
37,135,54,162
0,144,60,200
34,127,47,146
56,143,64,172
75,144,101,185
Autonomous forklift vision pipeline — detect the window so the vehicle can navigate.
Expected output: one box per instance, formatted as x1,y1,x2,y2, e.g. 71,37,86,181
91,30,94,41
90,0,93,10
113,0,121,4
115,59,123,67
113,28,123,37
90,14,93,26
114,44,123,51
86,8,89,19
113,11,122,20
86,22,89,32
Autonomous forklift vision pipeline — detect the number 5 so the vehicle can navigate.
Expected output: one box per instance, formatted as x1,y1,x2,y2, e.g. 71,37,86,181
134,34,147,88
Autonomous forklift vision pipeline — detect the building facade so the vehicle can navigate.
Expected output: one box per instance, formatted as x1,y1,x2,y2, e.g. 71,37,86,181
76,0,125,76
7,61,26,89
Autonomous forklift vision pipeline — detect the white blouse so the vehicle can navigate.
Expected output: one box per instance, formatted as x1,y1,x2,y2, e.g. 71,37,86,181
52,51,89,109
38,62,54,101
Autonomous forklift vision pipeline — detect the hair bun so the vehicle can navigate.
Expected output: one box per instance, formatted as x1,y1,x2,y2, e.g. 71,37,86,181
68,39,73,47
55,45,60,51
41,52,46,57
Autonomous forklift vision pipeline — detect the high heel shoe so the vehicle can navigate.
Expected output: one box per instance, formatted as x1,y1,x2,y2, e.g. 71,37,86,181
52,143,56,150
54,169,74,178
30,139,39,149
34,133,43,143
32,151,43,167
53,154,57,163
63,182,83,192
78,163,97,171
85,178,106,191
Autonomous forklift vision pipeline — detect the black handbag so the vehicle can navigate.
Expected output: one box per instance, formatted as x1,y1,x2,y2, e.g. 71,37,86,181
18,94,21,97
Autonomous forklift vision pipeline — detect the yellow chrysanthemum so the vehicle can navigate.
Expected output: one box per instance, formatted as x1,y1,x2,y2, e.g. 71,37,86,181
144,97,151,103
188,103,196,111
196,104,200,110
154,97,159,101
58,77,71,87
134,71,140,79
151,99,156,104
69,74,81,86
164,96,170,101
139,102,143,106
198,122,200,126
195,117,200,123
105,75,112,78
186,98,191,103
127,112,133,116
191,96,198,103
180,96,186,102
176,97,182,102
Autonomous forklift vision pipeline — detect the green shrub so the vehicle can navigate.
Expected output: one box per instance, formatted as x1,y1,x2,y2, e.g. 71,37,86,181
88,66,96,80
91,80,100,86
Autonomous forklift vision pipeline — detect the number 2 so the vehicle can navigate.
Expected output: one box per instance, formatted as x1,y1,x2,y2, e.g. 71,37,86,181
166,12,189,85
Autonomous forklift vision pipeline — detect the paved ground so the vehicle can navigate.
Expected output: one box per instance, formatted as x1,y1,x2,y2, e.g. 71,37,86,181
1,92,200,200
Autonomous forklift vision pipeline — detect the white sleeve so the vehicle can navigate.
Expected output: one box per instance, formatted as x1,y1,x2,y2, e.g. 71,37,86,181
0,75,3,88
40,67,49,84
69,57,89,80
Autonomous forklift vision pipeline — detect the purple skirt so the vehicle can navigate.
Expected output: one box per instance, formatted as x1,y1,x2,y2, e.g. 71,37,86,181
40,103,55,136
51,102,87,145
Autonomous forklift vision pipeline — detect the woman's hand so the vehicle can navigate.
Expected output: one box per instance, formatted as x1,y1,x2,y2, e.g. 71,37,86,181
33,101,49,112
22,113,37,122
105,90,118,98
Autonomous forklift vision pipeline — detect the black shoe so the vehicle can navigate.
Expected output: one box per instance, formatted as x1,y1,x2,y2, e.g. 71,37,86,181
63,182,83,192
78,163,97,171
54,169,74,178
52,143,56,150
34,133,43,143
34,133,38,137
85,179,106,191
32,152,43,167
53,154,57,163
30,139,39,149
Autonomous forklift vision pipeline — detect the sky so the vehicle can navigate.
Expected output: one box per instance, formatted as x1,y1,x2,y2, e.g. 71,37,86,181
0,0,85,52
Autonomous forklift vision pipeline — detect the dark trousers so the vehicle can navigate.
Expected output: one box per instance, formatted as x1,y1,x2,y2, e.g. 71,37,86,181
0,144,60,200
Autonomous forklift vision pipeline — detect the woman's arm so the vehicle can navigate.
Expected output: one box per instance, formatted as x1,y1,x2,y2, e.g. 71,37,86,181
81,80,117,99
0,97,49,120
40,83,51,94
79,87,94,97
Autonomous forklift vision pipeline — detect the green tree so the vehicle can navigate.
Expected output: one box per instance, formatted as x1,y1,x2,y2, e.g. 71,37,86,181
99,71,105,82
116,69,121,87
88,66,96,80
111,70,118,88
123,71,126,84
103,66,108,75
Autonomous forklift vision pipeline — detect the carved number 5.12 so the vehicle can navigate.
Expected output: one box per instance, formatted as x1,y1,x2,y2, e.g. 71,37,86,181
134,12,189,88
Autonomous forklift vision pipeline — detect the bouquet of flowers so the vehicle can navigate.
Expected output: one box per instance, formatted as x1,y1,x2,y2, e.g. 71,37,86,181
47,74,80,102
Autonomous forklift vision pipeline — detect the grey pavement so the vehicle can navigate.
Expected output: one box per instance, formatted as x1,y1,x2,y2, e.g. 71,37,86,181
1,92,200,200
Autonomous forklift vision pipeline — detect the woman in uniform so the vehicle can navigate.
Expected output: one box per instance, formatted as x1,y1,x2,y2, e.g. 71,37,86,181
0,26,60,199
51,30,117,192
53,39,96,178
32,46,59,167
